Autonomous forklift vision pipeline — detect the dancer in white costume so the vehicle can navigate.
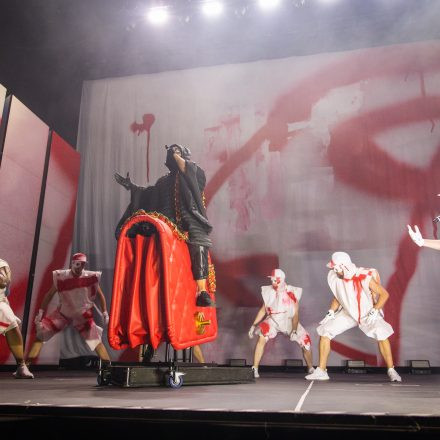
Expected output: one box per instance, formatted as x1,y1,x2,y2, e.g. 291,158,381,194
26,253,111,366
248,269,314,378
306,252,401,382
0,259,34,378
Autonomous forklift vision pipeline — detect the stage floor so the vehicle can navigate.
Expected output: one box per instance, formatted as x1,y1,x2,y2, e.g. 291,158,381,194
1,370,439,438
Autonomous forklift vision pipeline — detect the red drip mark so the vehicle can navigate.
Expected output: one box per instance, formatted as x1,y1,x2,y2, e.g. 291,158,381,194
345,274,368,323
287,291,297,303
130,114,156,182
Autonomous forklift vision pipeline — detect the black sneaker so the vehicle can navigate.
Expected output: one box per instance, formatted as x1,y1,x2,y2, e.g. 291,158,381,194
196,291,216,307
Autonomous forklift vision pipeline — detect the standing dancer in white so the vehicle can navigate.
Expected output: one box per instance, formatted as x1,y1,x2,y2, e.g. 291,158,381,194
306,252,401,382
248,269,314,378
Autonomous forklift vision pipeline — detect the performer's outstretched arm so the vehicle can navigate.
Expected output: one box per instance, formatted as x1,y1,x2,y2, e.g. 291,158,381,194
407,224,440,250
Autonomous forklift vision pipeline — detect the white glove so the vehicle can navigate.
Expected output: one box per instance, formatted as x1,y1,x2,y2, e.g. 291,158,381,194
319,309,335,325
407,225,424,247
34,309,44,325
248,325,256,339
102,311,109,326
365,308,379,325
289,330,298,342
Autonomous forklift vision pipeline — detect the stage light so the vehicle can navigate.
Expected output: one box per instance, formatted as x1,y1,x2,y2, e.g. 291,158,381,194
345,360,366,374
146,6,169,25
409,360,431,375
202,1,224,17
258,0,282,10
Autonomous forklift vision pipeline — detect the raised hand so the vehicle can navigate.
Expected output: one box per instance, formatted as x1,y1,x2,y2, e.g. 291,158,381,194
407,225,424,247
115,172,132,190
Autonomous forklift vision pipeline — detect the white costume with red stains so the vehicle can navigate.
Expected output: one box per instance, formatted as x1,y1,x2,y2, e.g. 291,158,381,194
255,282,311,350
36,270,103,350
317,263,394,341
0,259,20,335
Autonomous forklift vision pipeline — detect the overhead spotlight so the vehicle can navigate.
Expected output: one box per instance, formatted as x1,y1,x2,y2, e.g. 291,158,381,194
258,0,282,10
202,1,224,17
146,6,169,25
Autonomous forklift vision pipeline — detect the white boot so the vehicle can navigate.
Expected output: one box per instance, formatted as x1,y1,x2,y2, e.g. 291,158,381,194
13,363,34,379
251,366,259,378
305,366,329,381
387,367,402,382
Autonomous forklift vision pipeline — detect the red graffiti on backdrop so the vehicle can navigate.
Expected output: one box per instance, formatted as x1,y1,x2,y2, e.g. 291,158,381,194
130,113,156,182
203,41,440,365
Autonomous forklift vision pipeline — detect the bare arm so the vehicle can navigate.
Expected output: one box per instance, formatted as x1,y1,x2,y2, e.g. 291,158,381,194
421,239,440,251
96,285,108,313
329,297,340,311
252,305,267,326
0,266,11,288
40,284,58,311
291,302,299,332
368,278,389,310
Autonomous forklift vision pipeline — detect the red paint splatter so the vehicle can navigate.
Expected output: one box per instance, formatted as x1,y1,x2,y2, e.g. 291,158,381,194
287,291,297,303
130,114,156,182
259,321,270,336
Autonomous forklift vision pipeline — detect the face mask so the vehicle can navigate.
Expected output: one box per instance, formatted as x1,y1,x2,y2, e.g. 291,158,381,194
71,261,85,274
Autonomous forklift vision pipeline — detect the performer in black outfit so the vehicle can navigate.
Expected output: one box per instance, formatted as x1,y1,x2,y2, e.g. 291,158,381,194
115,144,215,307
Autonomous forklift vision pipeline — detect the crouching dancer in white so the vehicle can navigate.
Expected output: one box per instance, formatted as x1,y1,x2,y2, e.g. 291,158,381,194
248,269,314,378
0,259,34,378
26,253,111,367
306,252,401,382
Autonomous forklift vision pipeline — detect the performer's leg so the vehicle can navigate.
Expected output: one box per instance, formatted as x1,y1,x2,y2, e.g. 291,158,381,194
193,345,205,363
318,336,331,370
94,343,111,362
302,346,314,372
378,339,401,381
188,244,215,307
251,335,267,378
26,340,44,364
5,326,25,364
378,339,393,368
6,327,34,378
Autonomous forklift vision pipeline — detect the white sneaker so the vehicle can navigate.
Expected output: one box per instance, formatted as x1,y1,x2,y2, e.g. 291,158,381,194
387,367,402,383
307,367,315,374
13,363,34,379
251,366,260,378
305,366,329,381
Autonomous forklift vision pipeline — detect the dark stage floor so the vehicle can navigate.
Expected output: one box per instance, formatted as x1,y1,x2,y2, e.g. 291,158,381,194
1,370,439,438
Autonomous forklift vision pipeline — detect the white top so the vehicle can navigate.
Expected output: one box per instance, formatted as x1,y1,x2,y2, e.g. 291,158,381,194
261,283,302,330
327,267,379,323
53,269,101,317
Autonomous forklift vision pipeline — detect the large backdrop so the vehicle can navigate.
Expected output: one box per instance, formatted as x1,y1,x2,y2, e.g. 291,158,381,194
75,40,440,366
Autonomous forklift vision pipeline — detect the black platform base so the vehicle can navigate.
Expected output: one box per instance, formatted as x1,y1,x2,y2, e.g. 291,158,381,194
106,363,255,388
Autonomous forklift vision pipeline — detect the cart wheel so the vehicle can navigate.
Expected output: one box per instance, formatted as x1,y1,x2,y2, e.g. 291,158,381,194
97,370,111,386
167,374,184,389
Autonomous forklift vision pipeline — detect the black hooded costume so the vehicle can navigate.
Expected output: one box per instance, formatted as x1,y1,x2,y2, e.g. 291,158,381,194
115,144,212,281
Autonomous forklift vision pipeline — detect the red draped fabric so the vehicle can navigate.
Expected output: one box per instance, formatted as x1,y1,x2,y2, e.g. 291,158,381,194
108,213,217,351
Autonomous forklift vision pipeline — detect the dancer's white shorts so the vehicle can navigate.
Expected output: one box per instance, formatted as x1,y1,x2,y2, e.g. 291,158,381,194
316,308,394,341
255,320,312,350
36,307,102,350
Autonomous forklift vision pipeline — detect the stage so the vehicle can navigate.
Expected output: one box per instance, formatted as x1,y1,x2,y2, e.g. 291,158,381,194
1,369,439,438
